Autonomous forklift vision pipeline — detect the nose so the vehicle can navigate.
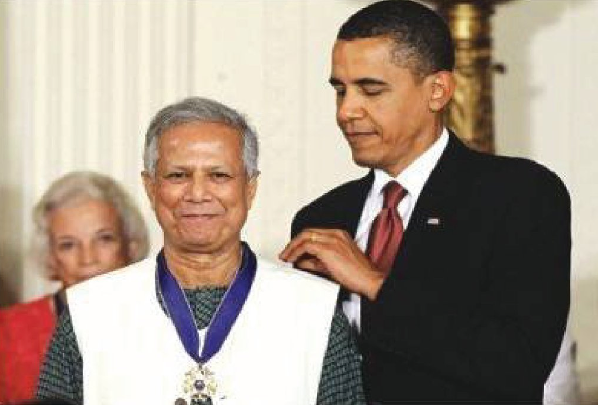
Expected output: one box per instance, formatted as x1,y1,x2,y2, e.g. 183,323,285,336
184,173,210,202
80,243,98,266
337,92,365,123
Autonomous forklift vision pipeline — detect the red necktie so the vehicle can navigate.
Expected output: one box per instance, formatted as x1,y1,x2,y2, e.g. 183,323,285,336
366,181,407,274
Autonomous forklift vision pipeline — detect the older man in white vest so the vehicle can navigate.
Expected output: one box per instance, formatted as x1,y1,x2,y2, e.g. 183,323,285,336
37,97,364,405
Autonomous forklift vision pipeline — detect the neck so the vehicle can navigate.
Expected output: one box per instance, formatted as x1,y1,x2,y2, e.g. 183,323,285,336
163,242,243,288
386,122,443,177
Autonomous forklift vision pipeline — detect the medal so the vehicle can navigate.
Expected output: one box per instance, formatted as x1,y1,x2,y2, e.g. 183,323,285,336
174,362,218,404
158,242,257,404
182,363,218,404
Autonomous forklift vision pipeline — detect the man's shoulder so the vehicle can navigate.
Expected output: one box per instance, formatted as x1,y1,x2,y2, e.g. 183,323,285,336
256,256,339,296
444,133,566,188
250,257,341,340
292,172,372,233
306,174,369,206
471,152,569,199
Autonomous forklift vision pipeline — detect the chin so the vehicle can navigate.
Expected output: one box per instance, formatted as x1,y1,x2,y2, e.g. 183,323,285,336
180,237,216,248
180,237,225,252
351,152,379,170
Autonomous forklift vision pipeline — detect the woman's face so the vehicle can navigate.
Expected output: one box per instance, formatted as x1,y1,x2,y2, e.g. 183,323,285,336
48,198,130,288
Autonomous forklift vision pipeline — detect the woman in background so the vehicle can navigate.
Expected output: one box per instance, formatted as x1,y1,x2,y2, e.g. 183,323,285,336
0,171,149,403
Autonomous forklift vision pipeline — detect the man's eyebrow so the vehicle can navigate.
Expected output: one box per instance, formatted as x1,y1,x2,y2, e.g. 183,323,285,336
328,77,388,87
165,164,189,170
355,78,388,86
329,77,343,86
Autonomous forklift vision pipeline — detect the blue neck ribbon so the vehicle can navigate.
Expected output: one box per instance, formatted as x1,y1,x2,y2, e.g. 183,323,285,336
156,242,257,364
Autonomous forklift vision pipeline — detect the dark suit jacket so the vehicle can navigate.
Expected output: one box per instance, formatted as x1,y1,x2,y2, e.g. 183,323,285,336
291,133,570,403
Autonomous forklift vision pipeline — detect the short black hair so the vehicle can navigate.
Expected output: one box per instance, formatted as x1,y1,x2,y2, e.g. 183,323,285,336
337,0,454,78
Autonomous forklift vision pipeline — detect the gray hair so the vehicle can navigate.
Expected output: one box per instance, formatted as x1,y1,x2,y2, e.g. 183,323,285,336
143,97,259,178
32,171,150,279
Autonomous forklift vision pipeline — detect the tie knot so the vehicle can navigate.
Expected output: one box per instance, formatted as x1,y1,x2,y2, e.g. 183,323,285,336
383,181,406,209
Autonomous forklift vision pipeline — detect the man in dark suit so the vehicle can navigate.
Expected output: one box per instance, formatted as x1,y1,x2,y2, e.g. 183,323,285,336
279,0,570,403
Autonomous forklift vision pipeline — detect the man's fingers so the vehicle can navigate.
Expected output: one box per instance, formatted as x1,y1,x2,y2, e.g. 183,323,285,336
279,230,313,260
279,236,305,261
279,229,330,262
281,239,320,263
279,238,306,262
295,256,326,272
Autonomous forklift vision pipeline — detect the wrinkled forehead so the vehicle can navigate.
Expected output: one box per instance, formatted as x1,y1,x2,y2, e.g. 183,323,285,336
157,122,245,167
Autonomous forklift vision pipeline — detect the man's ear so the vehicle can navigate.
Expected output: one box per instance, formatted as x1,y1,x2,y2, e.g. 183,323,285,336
428,71,455,112
141,171,156,211
246,174,259,210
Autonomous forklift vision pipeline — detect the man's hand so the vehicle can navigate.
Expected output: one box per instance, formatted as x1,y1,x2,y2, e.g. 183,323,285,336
279,228,385,301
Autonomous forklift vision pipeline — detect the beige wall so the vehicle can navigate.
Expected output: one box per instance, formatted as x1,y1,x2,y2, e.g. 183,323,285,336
0,0,596,402
0,0,371,300
493,1,598,402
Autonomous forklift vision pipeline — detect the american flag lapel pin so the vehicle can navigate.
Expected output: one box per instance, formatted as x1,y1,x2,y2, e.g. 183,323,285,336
426,217,440,225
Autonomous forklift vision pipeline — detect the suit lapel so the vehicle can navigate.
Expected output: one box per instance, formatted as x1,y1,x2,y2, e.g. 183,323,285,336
340,170,375,237
391,132,476,273
338,134,477,278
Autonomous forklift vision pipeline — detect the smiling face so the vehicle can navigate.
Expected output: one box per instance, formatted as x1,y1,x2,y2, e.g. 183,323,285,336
143,122,257,256
48,198,130,288
330,36,447,177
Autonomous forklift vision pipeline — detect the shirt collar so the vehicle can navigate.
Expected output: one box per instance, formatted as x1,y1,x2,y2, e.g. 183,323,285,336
371,128,449,201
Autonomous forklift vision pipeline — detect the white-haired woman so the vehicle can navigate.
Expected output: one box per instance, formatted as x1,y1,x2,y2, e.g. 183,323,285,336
0,171,149,404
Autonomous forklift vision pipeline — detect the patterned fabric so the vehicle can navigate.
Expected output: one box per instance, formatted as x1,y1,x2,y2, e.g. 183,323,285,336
0,295,57,403
37,287,364,404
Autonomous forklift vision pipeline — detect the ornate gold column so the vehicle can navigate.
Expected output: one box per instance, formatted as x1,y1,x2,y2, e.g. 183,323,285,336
429,0,514,154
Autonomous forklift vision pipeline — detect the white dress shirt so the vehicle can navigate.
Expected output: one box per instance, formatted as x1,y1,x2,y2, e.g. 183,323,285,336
343,128,449,331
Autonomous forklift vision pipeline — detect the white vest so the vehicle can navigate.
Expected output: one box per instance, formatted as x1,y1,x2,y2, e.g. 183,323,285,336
68,255,339,405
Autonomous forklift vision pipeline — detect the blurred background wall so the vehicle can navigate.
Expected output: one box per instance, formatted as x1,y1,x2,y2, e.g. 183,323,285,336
0,0,595,402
